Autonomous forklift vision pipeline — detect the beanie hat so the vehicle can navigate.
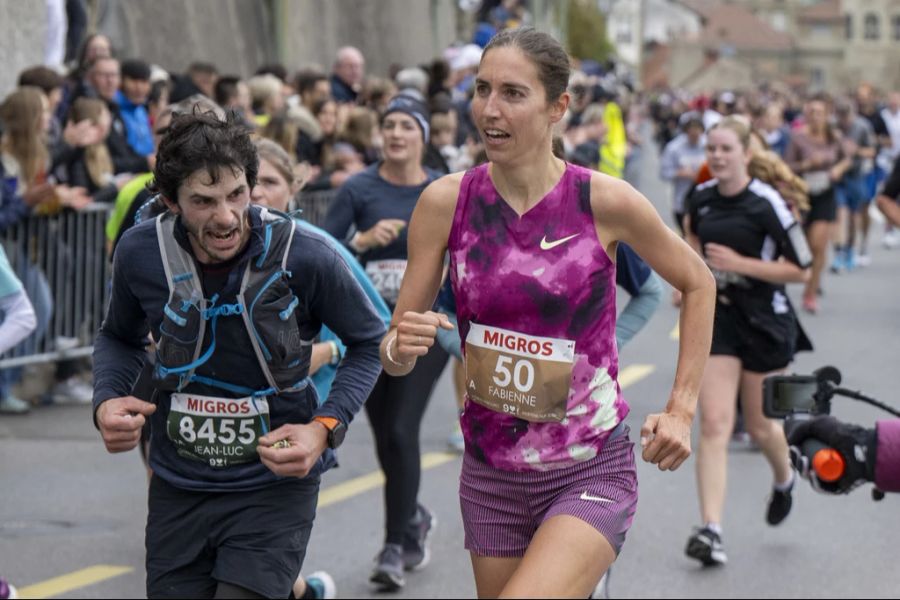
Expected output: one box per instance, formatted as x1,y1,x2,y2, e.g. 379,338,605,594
381,93,430,144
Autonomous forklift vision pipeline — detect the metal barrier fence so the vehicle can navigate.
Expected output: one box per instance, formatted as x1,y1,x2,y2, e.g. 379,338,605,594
0,189,339,369
290,188,338,227
0,205,112,369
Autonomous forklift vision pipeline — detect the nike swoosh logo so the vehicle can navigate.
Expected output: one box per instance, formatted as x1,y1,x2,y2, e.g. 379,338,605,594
540,233,580,251
580,492,615,503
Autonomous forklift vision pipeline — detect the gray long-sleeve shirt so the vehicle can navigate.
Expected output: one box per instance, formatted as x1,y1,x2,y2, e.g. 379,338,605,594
659,133,706,215
93,206,385,491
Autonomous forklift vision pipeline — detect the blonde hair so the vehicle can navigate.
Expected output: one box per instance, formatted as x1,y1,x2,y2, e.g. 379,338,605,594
69,97,114,188
749,149,810,213
0,86,49,187
708,115,752,149
255,138,296,186
247,74,282,113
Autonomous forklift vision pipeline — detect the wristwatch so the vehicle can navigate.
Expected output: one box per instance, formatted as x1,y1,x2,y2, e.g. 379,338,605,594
313,416,347,449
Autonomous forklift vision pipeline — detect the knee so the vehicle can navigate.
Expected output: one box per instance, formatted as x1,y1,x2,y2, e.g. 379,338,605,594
746,419,780,444
699,411,732,441
382,425,418,455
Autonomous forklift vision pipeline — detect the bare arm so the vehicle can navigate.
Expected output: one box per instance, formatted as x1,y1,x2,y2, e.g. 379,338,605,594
379,174,462,376
705,244,809,284
594,174,716,470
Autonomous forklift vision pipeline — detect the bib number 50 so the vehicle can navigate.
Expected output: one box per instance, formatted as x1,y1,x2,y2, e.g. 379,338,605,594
492,355,535,392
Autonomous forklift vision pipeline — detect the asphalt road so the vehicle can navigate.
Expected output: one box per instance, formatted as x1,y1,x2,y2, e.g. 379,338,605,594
2,136,899,599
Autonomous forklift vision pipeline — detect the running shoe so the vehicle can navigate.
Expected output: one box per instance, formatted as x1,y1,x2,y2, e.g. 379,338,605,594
402,503,436,571
829,251,845,274
51,377,93,404
884,228,900,249
685,526,727,566
591,569,611,599
856,252,872,267
370,543,405,590
303,571,336,599
844,247,856,271
802,296,817,314
447,422,465,453
0,395,30,414
766,479,794,525
0,577,18,600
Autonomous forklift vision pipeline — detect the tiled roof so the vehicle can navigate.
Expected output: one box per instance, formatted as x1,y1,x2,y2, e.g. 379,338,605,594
642,42,672,89
797,0,843,23
679,0,795,51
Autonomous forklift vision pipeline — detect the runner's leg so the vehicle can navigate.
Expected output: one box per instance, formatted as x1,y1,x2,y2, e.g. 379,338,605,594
470,555,521,599
499,515,615,598
696,356,742,524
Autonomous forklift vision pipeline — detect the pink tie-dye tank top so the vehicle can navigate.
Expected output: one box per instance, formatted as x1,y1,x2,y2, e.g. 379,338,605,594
448,162,629,472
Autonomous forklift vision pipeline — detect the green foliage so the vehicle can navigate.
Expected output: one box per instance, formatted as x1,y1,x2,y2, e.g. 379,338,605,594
566,0,615,62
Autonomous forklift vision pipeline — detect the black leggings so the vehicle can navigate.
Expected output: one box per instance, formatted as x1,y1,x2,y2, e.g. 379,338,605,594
366,345,449,545
212,582,266,599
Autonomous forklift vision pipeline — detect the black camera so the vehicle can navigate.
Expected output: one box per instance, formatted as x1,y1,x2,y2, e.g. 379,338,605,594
764,366,898,499
763,367,840,419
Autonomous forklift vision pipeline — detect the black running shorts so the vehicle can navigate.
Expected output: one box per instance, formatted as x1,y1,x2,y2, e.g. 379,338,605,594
710,301,796,373
145,474,319,599
804,188,837,226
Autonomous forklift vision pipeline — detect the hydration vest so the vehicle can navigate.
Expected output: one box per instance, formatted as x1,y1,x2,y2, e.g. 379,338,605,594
153,207,312,397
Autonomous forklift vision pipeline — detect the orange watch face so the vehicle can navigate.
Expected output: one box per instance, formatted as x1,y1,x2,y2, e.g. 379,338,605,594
314,416,340,430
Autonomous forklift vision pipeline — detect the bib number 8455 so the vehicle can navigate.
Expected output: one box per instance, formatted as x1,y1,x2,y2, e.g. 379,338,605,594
178,417,256,445
492,355,535,393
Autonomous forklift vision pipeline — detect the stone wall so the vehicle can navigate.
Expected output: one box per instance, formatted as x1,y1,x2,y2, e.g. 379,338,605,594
1,0,460,97
95,0,277,78
0,0,47,97
283,0,458,75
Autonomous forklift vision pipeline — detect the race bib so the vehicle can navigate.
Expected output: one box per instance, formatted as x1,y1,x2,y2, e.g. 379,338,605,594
464,323,575,423
366,259,407,304
167,393,270,467
804,170,830,195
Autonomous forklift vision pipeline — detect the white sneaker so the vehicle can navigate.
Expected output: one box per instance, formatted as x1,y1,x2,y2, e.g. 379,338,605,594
54,336,81,352
51,377,93,404
884,229,900,249
0,395,31,414
856,252,872,267
592,570,611,599
302,571,336,599
0,576,18,600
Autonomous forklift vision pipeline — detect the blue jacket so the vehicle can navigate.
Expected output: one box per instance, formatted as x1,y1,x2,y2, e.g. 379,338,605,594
295,219,391,402
115,90,154,157
93,206,386,491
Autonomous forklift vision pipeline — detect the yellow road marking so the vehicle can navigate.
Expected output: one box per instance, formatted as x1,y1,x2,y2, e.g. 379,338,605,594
619,364,656,388
22,367,659,597
19,365,656,598
19,565,133,599
670,321,680,341
319,451,458,508
320,366,655,509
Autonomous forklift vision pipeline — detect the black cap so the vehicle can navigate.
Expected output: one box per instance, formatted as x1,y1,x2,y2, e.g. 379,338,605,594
121,59,151,81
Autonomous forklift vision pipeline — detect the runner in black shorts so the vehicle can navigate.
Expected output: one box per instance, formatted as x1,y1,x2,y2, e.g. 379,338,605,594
684,116,813,567
784,95,850,313
92,110,384,598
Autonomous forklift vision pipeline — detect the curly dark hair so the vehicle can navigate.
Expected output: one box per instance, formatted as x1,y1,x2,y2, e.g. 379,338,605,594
151,110,258,204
